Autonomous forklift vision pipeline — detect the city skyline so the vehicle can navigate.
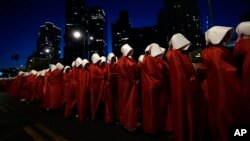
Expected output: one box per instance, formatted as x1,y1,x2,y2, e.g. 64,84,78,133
0,0,249,69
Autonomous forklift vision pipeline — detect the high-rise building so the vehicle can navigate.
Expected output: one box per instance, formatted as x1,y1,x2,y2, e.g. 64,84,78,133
36,22,61,63
64,0,108,64
64,0,88,65
26,22,61,70
112,11,159,60
88,7,108,57
157,0,203,50
112,11,132,57
130,27,158,60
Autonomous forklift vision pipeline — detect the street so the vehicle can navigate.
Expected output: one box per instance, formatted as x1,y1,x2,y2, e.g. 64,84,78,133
0,92,172,141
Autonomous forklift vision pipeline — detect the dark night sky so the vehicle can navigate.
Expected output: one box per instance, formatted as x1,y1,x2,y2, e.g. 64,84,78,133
0,0,249,69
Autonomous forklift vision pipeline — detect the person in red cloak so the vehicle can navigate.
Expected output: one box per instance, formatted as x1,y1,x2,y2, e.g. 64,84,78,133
64,59,81,118
89,53,106,121
141,43,169,134
166,33,200,141
106,53,118,123
76,59,90,122
61,66,71,107
100,56,113,123
117,44,140,131
233,21,250,109
198,26,250,141
40,69,50,109
37,70,46,102
46,63,64,110
8,71,24,97
26,70,38,102
19,72,30,101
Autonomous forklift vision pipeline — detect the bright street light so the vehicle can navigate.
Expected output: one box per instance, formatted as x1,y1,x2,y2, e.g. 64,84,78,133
45,48,50,53
73,31,81,39
89,36,94,40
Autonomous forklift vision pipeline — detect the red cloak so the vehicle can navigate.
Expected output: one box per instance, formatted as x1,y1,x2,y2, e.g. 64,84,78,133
64,67,77,118
167,49,198,141
37,76,45,101
40,71,50,109
76,68,90,122
8,76,23,97
199,46,250,141
117,56,140,130
20,76,29,100
26,75,38,102
100,64,116,123
233,39,250,108
47,69,63,110
61,71,71,106
89,64,106,120
141,55,169,134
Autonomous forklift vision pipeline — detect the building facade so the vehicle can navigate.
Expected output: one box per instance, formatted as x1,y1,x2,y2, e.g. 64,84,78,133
112,11,132,58
64,0,108,65
26,22,61,70
112,11,160,60
88,7,108,57
157,0,203,50
64,0,88,65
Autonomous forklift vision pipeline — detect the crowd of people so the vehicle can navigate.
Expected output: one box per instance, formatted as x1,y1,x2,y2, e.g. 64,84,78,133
1,22,250,141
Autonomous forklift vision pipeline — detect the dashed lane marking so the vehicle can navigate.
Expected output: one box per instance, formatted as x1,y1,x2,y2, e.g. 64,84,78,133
23,126,47,141
34,123,68,141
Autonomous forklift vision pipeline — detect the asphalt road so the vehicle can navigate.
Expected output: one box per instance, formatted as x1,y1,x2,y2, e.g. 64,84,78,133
0,92,172,141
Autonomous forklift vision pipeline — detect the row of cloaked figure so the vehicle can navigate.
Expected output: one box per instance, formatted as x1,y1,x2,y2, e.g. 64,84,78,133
2,21,250,141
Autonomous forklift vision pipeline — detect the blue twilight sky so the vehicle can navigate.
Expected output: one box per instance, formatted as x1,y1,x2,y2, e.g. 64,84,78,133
0,0,249,69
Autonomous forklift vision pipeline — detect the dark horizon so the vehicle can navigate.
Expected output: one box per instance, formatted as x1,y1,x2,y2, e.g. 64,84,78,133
0,0,249,69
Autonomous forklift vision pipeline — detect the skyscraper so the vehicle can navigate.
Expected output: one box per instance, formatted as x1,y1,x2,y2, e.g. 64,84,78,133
64,0,88,65
112,11,158,60
112,11,132,57
64,0,108,64
88,7,108,57
26,22,61,70
157,0,203,50
130,27,158,60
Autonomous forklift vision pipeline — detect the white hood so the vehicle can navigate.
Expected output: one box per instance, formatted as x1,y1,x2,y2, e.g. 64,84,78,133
170,33,191,50
150,43,164,57
63,66,71,73
41,70,46,76
50,64,57,72
160,47,166,52
107,53,115,64
24,72,29,76
121,44,133,56
71,61,76,67
236,21,250,36
56,62,64,70
82,59,89,68
138,55,145,63
18,71,24,76
91,53,101,64
36,71,41,76
30,70,37,75
75,57,83,67
144,44,151,53
205,26,234,45
100,56,106,63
